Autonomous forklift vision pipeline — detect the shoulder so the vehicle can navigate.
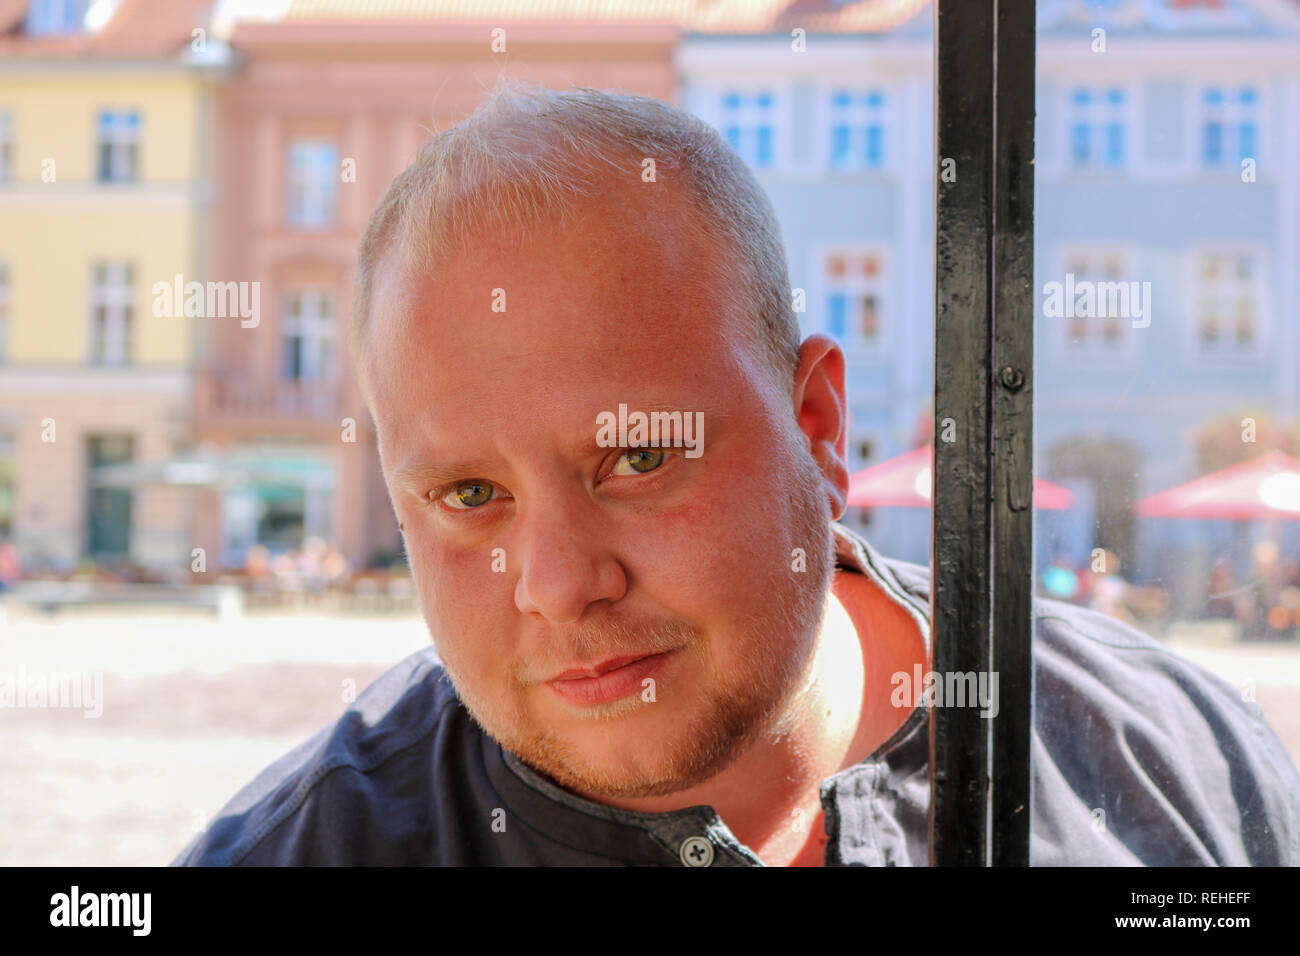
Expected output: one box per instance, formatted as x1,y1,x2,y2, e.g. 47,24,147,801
171,646,471,866
871,548,1300,865
1029,596,1300,864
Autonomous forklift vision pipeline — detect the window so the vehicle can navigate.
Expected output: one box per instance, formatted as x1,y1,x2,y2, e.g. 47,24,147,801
0,113,12,183
86,433,132,557
0,430,13,542
1056,249,1133,353
0,262,8,363
287,141,340,228
96,110,140,183
1067,87,1126,169
1200,86,1258,167
89,262,132,366
25,0,90,35
719,90,777,170
824,250,884,350
829,89,887,170
281,290,335,382
1192,251,1264,355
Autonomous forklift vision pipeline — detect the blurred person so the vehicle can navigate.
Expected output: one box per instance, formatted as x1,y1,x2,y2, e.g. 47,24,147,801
1086,549,1137,626
1240,540,1282,641
175,81,1300,867
240,543,275,596
271,550,300,590
243,544,272,579
322,546,349,586
1205,557,1236,619
299,536,329,593
0,540,18,592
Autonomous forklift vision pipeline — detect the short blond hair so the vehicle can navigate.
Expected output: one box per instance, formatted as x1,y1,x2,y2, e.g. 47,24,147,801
352,77,799,401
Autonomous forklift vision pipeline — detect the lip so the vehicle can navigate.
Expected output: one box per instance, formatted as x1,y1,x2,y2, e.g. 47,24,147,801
548,653,662,682
545,650,676,708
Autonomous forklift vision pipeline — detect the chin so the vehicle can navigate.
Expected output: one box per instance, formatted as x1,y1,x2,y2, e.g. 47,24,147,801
513,686,776,801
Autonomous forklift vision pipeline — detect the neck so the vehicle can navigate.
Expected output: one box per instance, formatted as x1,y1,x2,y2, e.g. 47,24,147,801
593,568,906,865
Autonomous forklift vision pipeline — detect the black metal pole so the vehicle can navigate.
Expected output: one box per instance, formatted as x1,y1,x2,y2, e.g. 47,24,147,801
990,0,1036,868
931,0,995,867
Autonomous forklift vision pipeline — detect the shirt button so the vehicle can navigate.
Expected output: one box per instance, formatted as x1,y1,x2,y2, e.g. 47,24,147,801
680,836,714,867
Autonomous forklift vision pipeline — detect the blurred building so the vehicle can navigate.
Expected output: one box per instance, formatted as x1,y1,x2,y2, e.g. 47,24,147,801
1032,0,1300,608
0,0,228,574
675,0,1300,593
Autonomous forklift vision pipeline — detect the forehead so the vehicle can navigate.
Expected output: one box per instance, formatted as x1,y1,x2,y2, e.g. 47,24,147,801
363,183,762,435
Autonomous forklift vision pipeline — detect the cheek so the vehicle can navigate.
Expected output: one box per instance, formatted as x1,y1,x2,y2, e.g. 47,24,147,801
625,463,800,624
408,533,515,672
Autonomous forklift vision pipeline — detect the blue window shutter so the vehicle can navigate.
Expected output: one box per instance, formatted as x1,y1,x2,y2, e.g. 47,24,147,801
1238,122,1257,163
1203,122,1222,165
866,125,883,166
827,294,847,340
1071,123,1090,165
1105,123,1123,166
832,125,851,166
755,126,773,167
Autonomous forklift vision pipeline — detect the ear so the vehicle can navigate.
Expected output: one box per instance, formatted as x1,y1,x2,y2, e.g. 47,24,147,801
790,334,850,521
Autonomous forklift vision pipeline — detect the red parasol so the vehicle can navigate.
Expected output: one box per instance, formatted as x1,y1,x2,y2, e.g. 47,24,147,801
847,446,1075,509
1136,451,1300,520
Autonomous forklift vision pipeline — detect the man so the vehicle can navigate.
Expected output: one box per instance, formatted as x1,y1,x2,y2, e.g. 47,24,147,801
174,81,1300,867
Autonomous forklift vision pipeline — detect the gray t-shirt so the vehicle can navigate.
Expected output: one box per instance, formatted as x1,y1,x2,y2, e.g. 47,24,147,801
172,524,1300,866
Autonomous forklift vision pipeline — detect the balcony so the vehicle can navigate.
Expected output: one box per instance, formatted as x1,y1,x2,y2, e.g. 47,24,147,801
195,369,346,435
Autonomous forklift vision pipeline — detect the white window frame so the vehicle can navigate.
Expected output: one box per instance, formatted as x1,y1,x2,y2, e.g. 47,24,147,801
1062,84,1133,173
280,289,335,383
286,141,340,228
1183,245,1269,364
95,109,139,184
825,86,890,173
818,245,889,359
717,88,784,172
1044,245,1143,366
1196,83,1262,170
89,261,132,366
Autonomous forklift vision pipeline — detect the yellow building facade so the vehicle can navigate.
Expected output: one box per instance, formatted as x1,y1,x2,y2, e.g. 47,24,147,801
0,2,224,575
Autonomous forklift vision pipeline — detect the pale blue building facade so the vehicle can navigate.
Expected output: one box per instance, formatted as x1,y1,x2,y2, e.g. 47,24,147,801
679,0,1300,612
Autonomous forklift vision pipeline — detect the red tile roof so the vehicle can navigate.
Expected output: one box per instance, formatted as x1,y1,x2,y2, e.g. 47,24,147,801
0,0,216,59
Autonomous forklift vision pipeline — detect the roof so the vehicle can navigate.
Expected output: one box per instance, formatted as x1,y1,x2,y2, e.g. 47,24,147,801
0,0,219,59
277,0,932,33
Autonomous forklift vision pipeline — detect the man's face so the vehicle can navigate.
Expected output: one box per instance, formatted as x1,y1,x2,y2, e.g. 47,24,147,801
364,181,836,800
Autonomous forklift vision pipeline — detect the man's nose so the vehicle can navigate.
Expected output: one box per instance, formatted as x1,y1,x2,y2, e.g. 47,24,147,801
512,493,628,624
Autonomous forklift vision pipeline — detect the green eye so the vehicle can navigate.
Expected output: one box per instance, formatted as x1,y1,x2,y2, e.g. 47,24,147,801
442,481,494,509
614,449,666,476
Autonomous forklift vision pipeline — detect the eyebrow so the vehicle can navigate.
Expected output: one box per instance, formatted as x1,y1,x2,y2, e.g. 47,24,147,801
390,457,504,492
391,401,724,491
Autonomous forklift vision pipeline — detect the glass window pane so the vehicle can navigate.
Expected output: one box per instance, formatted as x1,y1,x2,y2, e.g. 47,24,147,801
1034,8,1300,866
